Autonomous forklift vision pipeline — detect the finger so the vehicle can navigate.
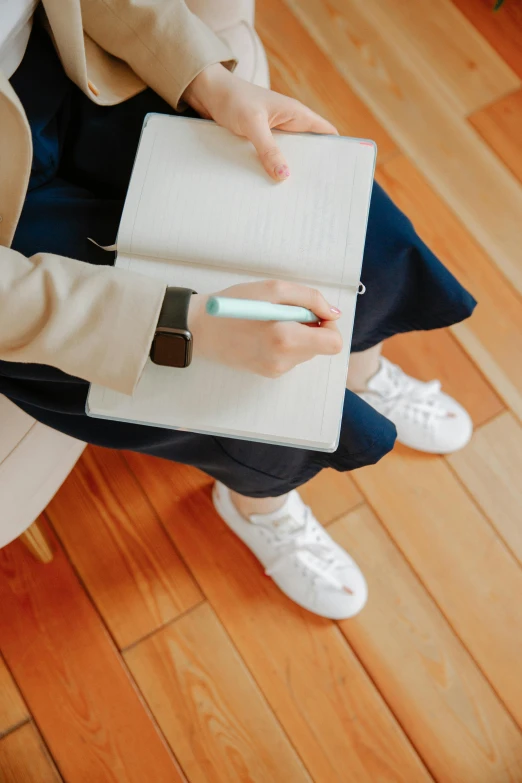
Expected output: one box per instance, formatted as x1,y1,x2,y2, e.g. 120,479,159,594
311,325,343,357
246,117,290,181
275,106,339,136
265,280,341,321
289,320,344,358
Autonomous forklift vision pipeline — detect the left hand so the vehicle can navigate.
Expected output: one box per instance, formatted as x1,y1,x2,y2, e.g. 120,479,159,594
183,64,338,181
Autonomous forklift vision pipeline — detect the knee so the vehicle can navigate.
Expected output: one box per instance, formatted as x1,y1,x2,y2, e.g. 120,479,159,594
364,419,397,466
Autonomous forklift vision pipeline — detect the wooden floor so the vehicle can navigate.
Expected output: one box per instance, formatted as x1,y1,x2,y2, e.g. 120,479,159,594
1,1,522,781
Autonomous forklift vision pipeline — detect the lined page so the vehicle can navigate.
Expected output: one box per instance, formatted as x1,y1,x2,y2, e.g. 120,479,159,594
88,117,376,449
117,115,364,287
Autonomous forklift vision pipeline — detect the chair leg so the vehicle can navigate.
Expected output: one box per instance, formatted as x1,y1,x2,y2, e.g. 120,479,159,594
19,520,54,564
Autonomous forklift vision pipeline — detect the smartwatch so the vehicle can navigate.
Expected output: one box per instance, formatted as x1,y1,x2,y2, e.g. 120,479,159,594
150,287,196,368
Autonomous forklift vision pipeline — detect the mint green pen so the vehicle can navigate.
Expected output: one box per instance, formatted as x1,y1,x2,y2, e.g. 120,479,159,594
206,296,320,323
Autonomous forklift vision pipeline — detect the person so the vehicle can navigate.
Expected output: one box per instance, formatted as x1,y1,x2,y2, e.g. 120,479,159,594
0,0,476,620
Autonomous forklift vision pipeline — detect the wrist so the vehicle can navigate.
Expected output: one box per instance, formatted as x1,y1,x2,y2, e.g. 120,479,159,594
187,293,209,359
183,63,232,117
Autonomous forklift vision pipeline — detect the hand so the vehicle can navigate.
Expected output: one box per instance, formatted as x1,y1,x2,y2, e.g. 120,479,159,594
183,64,338,181
188,280,342,378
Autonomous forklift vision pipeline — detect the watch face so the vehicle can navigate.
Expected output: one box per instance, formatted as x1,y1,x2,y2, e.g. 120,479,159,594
151,333,190,367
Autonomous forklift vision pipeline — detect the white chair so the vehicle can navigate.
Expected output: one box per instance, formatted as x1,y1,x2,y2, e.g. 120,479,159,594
0,0,268,562
0,395,85,561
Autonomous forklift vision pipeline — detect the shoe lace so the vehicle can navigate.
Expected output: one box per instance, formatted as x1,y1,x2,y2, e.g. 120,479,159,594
263,508,353,593
378,363,449,429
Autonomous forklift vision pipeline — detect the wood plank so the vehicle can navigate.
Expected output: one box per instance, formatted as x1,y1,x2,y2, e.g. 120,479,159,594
352,447,522,728
469,89,522,183
125,603,312,783
255,0,398,161
0,519,186,783
375,156,522,421
285,0,522,293
0,723,62,783
0,657,28,738
125,454,433,783
452,0,522,80
389,0,520,113
299,469,362,525
448,412,522,565
390,0,520,112
46,446,203,650
383,330,504,428
332,505,522,783
19,520,53,565
304,0,519,115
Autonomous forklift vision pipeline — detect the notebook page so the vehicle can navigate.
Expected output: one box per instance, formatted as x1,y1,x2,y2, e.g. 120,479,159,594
88,129,376,449
88,256,357,449
117,114,363,288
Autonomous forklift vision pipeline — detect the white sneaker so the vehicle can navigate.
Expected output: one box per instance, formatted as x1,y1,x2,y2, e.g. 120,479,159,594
357,357,473,454
213,482,368,620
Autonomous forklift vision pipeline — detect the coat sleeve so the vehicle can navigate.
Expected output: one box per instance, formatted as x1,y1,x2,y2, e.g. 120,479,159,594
0,245,166,394
80,0,237,109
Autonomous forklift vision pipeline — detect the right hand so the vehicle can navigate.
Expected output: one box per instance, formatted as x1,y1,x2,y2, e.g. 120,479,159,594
188,279,343,378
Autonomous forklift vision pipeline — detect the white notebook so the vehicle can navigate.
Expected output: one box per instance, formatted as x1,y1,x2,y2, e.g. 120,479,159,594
87,114,376,451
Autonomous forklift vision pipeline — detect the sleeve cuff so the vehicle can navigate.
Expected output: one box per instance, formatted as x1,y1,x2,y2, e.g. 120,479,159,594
88,268,167,395
81,0,238,111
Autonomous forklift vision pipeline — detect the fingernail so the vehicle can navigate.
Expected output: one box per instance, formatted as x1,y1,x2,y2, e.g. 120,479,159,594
275,165,290,180
330,306,341,315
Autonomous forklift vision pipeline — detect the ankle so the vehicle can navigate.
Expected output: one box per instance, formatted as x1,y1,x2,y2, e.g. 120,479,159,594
346,345,382,392
228,490,288,519
346,361,380,393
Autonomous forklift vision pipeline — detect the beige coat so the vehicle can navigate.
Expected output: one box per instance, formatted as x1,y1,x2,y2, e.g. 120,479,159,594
0,0,238,394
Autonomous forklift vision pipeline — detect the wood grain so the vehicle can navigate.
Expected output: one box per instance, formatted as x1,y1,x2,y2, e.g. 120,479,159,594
469,89,522,183
318,0,519,115
299,468,362,525
0,657,28,737
448,412,522,565
46,446,202,650
125,454,432,783
452,0,522,80
125,603,311,783
19,520,53,564
255,0,397,161
285,0,522,293
352,448,522,728
375,156,522,421
0,519,186,783
383,330,504,428
332,505,522,783
0,723,62,783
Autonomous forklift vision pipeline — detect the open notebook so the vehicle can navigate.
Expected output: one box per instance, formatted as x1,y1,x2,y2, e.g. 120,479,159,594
87,114,376,451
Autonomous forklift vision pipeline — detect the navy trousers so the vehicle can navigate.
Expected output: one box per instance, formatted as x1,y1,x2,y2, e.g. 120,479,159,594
1,23,476,496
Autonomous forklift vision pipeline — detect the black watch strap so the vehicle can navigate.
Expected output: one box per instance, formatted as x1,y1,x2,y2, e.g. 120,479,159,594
157,287,196,330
